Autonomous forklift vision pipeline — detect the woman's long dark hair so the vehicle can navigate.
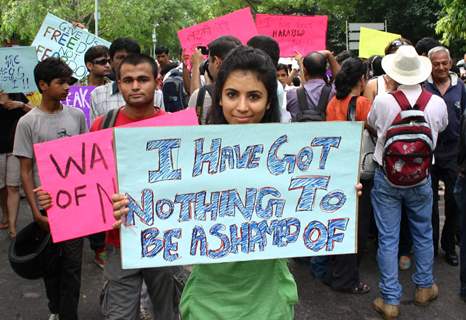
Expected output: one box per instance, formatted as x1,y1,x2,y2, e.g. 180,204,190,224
207,46,281,124
334,57,367,100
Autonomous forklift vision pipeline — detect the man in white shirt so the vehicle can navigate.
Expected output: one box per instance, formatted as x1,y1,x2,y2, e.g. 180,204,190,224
367,45,448,319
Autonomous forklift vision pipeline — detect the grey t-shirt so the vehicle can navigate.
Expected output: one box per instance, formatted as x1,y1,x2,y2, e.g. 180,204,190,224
13,106,87,186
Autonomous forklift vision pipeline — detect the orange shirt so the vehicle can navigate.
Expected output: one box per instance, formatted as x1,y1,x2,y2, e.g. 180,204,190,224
326,95,372,122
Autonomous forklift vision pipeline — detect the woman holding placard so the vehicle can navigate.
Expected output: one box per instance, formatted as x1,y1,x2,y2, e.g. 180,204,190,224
113,46,300,320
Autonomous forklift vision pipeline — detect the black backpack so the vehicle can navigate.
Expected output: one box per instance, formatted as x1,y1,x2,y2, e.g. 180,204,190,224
292,84,332,122
162,69,188,112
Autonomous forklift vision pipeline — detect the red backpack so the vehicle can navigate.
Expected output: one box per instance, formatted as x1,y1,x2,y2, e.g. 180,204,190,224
383,89,433,187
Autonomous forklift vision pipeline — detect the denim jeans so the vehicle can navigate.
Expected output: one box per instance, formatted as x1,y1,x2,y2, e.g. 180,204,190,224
371,168,434,305
453,175,466,296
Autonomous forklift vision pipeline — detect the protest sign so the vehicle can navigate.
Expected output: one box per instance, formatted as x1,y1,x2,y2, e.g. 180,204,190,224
255,14,328,57
177,7,258,55
62,86,95,128
31,13,111,79
0,46,38,93
33,108,198,243
358,27,400,58
114,122,362,269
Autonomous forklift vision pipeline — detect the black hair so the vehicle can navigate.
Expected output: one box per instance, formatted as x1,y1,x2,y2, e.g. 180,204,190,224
116,54,158,80
336,50,352,65
367,55,384,78
415,37,440,56
34,57,73,93
334,57,367,100
247,35,280,67
276,63,289,74
155,46,169,55
303,52,327,78
292,76,301,87
109,38,141,59
208,46,280,125
161,62,179,76
208,36,242,60
84,45,109,64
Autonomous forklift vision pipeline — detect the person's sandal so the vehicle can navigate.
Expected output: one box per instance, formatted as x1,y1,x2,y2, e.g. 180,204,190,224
336,281,370,294
0,222,9,229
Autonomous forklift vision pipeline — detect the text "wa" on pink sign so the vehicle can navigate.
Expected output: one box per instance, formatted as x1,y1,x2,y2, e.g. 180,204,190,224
33,108,199,243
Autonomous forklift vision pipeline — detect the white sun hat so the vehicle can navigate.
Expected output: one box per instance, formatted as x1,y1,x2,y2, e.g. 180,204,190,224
381,45,432,85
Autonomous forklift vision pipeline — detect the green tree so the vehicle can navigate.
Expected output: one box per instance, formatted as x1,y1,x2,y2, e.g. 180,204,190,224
436,0,466,53
0,0,203,54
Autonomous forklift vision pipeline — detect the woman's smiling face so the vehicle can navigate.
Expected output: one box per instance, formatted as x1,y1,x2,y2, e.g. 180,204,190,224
220,70,269,124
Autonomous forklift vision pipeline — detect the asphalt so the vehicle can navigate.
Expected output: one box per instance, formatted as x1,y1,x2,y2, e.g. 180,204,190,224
1,198,465,320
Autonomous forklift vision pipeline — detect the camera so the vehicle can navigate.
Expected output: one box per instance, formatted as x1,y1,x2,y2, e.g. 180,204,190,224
197,46,209,55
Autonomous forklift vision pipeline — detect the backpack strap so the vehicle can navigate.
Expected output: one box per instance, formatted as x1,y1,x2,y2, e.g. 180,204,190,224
296,87,308,115
317,84,332,119
414,90,432,111
391,89,433,112
390,90,412,111
346,96,358,121
195,84,214,123
195,86,207,122
100,108,119,129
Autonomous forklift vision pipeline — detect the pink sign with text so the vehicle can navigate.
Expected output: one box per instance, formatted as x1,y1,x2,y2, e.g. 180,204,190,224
34,109,199,242
177,7,258,55
256,14,328,57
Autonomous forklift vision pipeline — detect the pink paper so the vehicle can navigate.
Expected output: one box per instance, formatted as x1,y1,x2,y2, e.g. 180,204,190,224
255,14,328,57
177,7,258,55
34,108,198,242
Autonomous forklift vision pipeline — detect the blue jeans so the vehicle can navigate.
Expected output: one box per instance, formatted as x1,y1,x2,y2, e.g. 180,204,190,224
371,168,434,305
453,175,466,296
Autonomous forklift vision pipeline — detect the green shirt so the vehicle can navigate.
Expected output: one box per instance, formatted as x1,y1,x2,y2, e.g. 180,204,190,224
180,259,298,320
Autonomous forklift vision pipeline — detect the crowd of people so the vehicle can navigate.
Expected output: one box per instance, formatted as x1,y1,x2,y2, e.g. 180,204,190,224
1,29,466,320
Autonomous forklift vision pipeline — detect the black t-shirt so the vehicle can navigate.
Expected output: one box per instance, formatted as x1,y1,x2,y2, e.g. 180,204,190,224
0,93,28,153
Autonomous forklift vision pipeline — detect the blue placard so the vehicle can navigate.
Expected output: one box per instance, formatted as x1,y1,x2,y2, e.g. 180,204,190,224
0,46,38,93
114,122,363,269
31,13,111,80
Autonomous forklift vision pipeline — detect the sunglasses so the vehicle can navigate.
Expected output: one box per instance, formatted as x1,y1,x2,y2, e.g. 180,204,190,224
390,40,409,48
93,58,111,65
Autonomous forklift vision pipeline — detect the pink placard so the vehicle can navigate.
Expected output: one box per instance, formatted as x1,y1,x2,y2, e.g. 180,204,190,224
34,109,199,242
255,14,328,57
177,7,258,55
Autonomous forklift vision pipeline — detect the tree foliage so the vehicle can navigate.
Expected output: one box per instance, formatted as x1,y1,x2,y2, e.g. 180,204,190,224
0,0,458,57
436,0,466,53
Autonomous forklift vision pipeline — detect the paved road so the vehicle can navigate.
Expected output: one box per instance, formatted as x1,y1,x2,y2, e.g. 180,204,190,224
1,199,465,320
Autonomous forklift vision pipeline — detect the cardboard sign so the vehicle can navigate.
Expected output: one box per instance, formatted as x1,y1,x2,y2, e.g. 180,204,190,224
256,14,328,57
358,27,400,58
0,47,38,93
33,109,199,242
177,7,258,55
31,13,111,79
62,86,95,128
114,122,362,269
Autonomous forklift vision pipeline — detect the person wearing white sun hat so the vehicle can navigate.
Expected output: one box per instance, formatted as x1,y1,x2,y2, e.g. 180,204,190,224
367,45,448,319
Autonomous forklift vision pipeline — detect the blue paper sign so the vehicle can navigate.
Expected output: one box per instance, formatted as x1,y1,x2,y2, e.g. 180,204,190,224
0,46,38,93
114,122,363,269
31,13,111,80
